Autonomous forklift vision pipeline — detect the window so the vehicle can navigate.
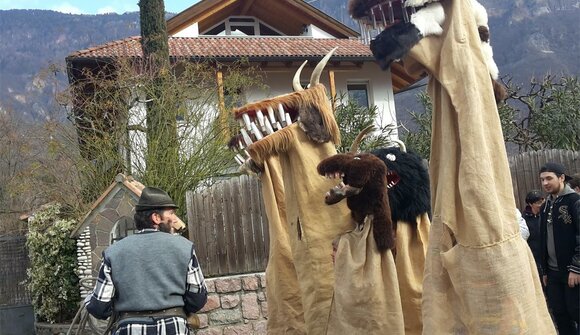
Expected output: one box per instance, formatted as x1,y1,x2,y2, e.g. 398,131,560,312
110,216,136,243
205,23,225,36
202,17,283,36
347,83,370,108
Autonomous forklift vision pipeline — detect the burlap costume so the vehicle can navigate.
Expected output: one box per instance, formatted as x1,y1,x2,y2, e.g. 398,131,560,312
239,85,354,334
327,216,405,334
395,213,430,335
328,207,429,335
401,0,555,333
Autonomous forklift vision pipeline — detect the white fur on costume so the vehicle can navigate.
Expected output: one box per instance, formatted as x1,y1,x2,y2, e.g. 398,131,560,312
468,0,500,79
470,0,488,27
405,0,500,80
410,2,445,37
480,42,499,79
404,0,434,8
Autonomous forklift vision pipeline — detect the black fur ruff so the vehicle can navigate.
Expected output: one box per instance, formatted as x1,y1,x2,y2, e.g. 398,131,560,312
371,147,431,224
370,21,422,70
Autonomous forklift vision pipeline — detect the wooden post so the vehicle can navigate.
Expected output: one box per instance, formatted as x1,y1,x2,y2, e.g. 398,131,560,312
216,70,229,139
329,70,337,112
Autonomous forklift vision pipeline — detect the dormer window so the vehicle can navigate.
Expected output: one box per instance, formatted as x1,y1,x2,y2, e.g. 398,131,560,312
202,16,283,36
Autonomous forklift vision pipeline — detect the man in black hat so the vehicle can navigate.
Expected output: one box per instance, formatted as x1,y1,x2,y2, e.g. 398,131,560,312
538,162,579,335
85,187,207,335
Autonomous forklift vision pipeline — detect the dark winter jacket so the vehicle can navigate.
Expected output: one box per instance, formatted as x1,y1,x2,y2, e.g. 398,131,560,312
524,208,542,272
539,185,580,274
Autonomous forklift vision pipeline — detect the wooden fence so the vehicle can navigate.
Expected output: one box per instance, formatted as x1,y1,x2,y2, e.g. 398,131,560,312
0,235,30,306
186,175,269,277
509,149,580,211
186,149,578,277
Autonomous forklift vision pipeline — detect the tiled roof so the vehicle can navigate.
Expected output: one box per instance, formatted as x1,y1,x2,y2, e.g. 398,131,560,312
70,173,145,237
67,36,375,61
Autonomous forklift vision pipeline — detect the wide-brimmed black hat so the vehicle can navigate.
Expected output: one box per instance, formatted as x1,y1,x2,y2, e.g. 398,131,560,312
135,187,178,211
539,162,572,182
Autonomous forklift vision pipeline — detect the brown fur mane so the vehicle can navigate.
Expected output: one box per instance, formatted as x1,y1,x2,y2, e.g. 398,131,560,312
317,153,395,251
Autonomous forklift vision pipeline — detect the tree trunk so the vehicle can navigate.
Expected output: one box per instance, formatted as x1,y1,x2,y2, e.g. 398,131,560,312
139,0,179,188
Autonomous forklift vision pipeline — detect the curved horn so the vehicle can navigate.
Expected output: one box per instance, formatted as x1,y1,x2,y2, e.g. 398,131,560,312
391,139,407,152
309,47,338,87
293,60,308,92
349,125,375,153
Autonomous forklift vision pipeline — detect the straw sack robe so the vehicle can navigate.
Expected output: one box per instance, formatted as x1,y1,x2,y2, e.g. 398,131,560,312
372,147,431,335
328,216,404,334
400,1,555,333
316,152,404,334
237,84,353,334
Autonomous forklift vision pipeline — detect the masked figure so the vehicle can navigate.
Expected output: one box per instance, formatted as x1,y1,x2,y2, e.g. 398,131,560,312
349,0,555,333
230,49,353,334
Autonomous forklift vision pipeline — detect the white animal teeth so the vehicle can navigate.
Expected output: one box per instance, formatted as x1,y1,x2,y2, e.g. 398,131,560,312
251,122,264,140
256,110,266,131
240,128,253,146
267,106,277,124
242,113,252,131
285,113,292,125
277,104,286,126
234,154,245,165
263,118,275,135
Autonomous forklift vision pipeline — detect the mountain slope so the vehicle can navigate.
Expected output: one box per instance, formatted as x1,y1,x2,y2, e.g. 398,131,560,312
0,2,578,121
0,10,140,120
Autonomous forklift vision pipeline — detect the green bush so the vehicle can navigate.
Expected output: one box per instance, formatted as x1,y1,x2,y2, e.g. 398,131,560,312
26,203,80,323
334,96,397,153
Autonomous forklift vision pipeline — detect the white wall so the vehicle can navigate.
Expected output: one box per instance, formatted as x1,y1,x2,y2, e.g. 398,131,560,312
126,61,398,172
301,24,336,38
172,22,199,37
244,62,398,135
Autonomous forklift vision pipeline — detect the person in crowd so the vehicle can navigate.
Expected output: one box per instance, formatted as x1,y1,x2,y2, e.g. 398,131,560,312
85,187,207,335
569,173,580,194
517,207,530,240
539,162,579,335
523,190,544,275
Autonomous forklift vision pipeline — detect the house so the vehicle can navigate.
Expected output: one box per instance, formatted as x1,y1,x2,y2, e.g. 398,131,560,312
65,0,421,151
69,173,144,295
64,0,422,272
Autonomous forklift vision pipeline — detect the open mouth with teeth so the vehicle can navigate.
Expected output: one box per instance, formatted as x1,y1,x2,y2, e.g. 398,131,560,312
228,48,338,168
387,170,400,189
322,171,363,205
349,0,418,44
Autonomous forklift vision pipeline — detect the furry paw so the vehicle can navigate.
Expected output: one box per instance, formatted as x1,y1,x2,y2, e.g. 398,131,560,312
492,78,507,104
404,0,434,8
239,159,263,175
410,2,445,37
370,21,422,70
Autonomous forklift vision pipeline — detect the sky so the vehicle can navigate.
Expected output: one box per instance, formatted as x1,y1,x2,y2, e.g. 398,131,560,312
0,0,201,14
